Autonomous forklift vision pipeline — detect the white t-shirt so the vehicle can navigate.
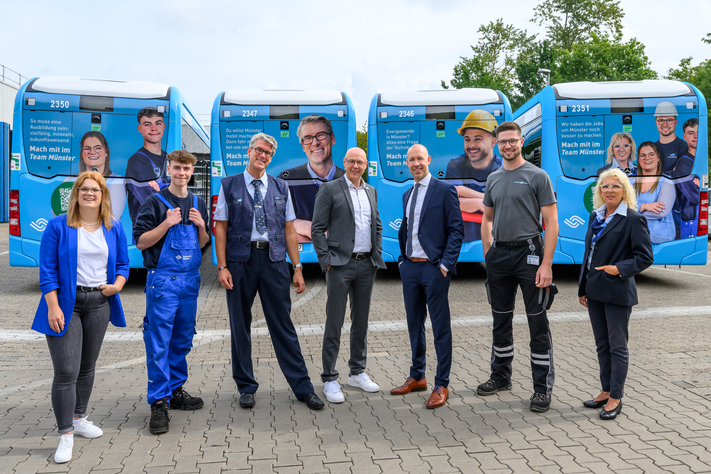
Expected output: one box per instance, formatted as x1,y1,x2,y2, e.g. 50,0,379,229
76,226,109,287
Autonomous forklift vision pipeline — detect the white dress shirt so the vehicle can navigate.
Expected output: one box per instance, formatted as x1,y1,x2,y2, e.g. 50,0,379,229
214,170,296,241
347,177,372,253
403,173,448,272
405,173,431,259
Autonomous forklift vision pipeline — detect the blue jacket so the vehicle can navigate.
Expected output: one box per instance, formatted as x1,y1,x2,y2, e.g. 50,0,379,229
32,215,130,337
398,177,464,274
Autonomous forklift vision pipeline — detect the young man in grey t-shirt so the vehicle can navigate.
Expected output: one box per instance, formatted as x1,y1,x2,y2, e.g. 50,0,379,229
477,121,559,413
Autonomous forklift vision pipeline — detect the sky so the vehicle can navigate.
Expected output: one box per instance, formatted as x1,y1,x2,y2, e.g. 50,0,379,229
1,0,710,126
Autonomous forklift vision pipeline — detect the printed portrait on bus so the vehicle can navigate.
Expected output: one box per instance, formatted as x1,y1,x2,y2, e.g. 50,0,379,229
444,110,502,242
78,131,126,221
597,132,637,177
634,142,677,244
279,115,345,243
124,107,169,227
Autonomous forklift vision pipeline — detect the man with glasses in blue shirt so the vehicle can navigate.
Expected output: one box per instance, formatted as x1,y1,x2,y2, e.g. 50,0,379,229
279,115,345,242
214,132,324,411
653,101,688,174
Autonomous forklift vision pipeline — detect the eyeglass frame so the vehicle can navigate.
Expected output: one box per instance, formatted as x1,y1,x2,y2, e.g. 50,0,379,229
301,131,332,145
250,146,274,158
78,186,103,195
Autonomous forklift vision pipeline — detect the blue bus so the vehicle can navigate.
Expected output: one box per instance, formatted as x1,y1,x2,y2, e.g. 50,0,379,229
209,89,356,264
367,88,513,262
9,77,210,268
514,80,708,265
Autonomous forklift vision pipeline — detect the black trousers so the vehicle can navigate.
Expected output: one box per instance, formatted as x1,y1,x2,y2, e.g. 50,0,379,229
485,242,555,394
226,248,314,399
587,298,631,399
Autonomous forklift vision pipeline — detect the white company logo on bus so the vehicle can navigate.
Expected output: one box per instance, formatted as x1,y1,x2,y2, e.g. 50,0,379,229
30,218,49,232
564,216,586,229
389,219,402,231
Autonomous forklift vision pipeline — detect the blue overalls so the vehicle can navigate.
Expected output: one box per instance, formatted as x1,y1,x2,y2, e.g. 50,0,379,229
143,194,201,405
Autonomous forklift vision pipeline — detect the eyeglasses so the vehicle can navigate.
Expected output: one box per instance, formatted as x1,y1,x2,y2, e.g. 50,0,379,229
638,152,657,159
600,185,623,191
498,138,522,147
613,144,630,150
656,118,676,125
345,159,366,167
82,146,104,153
250,146,273,158
301,132,331,145
78,187,102,195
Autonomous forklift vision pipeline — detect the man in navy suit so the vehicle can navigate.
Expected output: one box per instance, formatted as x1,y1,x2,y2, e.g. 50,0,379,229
390,144,464,409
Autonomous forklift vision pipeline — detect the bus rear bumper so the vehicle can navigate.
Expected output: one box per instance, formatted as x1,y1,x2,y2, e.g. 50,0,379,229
9,235,39,267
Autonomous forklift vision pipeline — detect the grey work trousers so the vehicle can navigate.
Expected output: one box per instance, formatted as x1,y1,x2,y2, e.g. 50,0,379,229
46,289,111,434
321,257,378,382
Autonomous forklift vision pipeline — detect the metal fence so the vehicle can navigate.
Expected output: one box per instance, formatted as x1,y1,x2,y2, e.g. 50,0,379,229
0,65,27,88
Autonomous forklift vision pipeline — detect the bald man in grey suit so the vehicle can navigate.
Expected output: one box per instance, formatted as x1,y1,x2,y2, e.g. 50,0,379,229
311,147,387,403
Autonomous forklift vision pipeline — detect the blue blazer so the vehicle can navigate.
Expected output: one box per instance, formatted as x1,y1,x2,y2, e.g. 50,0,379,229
32,215,130,337
398,177,464,274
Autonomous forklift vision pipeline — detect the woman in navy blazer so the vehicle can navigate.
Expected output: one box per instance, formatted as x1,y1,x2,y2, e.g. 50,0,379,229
32,171,129,463
578,168,653,420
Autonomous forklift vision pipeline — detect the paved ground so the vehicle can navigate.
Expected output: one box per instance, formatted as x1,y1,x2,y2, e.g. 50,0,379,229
3,223,711,473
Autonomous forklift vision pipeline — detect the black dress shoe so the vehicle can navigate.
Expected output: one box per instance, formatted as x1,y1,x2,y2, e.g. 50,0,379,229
301,392,324,410
583,398,609,409
599,401,622,420
239,393,255,409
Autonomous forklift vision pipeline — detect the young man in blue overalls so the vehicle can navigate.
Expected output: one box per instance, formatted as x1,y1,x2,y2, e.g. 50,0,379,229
133,149,210,434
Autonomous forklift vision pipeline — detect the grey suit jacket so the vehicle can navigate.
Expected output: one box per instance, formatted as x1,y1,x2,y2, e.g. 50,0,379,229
311,174,386,272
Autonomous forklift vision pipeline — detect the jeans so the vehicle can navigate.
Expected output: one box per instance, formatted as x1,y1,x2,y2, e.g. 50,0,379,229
46,289,111,434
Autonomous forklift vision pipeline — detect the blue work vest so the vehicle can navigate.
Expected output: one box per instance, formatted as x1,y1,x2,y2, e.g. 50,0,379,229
221,173,289,263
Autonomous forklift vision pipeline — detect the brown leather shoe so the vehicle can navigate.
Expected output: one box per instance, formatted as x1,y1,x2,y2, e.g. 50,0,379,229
426,386,448,408
390,377,427,395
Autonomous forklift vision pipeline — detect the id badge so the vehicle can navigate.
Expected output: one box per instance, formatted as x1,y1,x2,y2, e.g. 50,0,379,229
527,255,540,265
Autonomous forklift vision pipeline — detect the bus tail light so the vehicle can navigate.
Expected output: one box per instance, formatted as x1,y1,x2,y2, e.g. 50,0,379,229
211,195,218,235
698,191,708,236
9,190,20,236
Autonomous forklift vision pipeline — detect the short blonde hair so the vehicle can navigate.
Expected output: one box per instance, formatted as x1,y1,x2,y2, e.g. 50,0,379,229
593,168,637,211
66,171,114,229
606,132,637,165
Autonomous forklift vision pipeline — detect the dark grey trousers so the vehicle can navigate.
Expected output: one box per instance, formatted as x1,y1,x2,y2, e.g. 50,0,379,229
321,258,378,382
46,290,111,434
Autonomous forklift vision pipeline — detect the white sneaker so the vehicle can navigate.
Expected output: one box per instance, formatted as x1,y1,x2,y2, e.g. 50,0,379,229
323,381,345,403
73,417,103,438
54,434,73,464
348,373,380,392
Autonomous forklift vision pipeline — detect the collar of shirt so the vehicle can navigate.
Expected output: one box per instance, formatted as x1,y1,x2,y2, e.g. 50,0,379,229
415,172,432,188
612,159,636,173
594,200,628,221
346,176,365,191
243,169,268,188
307,161,336,184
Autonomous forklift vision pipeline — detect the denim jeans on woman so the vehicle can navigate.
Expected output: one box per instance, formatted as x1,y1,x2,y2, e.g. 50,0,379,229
45,290,110,434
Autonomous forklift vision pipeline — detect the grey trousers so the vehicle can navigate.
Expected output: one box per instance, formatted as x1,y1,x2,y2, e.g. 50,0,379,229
46,290,111,434
321,258,378,382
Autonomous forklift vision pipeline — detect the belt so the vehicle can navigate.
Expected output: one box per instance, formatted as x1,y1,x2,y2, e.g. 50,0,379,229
352,252,371,260
77,286,102,292
251,241,269,250
494,236,542,248
408,257,430,263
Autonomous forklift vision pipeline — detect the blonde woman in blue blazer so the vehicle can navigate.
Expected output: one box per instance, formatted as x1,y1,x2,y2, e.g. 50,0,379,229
32,171,129,463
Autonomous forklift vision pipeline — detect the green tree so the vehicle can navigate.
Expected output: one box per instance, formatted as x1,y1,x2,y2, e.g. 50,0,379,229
554,34,657,83
357,121,367,154
514,39,557,108
532,0,624,52
441,19,534,98
666,42,711,174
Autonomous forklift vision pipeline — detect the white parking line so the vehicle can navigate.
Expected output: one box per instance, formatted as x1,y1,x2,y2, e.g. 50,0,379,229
648,266,711,278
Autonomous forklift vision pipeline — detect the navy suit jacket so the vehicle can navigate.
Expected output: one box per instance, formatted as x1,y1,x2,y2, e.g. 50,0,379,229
578,209,654,306
398,177,464,274
32,215,130,337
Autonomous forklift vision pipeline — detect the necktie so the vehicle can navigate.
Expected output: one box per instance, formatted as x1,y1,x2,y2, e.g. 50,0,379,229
253,180,267,235
406,183,420,257
590,215,607,244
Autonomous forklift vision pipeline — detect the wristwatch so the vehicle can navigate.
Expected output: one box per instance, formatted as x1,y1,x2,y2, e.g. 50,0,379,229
293,263,303,269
